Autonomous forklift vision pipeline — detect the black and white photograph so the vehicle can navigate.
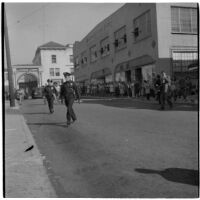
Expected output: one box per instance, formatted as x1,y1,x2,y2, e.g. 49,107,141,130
3,1,199,198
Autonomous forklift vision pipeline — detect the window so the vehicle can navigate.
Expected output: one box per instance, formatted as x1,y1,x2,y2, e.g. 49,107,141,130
74,57,80,69
69,55,74,63
55,68,60,76
51,55,56,63
81,51,87,66
90,45,98,62
114,26,127,51
100,37,110,57
171,7,197,34
49,68,54,76
133,10,151,41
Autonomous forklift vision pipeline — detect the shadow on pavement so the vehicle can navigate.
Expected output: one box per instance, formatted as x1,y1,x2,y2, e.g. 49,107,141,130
82,99,198,112
24,112,49,115
135,168,199,186
27,122,67,128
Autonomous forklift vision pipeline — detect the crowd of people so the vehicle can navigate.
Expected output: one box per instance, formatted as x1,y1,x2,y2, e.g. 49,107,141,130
5,71,197,110
77,72,197,106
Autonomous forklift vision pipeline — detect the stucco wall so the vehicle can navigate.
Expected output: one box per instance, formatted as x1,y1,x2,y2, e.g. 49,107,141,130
156,3,198,59
74,3,158,82
40,47,74,85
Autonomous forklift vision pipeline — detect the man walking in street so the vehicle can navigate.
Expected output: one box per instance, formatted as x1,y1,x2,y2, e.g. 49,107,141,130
60,72,80,126
44,79,58,113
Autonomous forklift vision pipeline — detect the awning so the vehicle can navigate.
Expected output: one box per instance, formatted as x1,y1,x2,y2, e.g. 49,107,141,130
115,55,155,73
78,79,89,83
129,55,155,69
75,74,89,82
115,61,130,73
91,68,111,79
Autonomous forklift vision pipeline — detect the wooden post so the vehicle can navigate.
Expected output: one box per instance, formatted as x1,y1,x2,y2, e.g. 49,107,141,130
4,3,15,107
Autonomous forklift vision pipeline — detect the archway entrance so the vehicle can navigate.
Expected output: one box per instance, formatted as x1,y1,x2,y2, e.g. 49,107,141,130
17,73,38,96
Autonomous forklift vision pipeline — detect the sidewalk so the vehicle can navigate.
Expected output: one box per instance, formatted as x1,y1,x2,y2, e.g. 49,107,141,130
80,95,198,105
4,101,56,198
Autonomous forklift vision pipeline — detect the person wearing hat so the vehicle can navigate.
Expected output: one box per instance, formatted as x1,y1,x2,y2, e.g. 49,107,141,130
44,79,58,113
60,72,80,126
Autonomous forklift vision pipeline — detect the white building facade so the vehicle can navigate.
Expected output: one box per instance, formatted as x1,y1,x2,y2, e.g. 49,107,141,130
5,41,74,97
33,42,74,86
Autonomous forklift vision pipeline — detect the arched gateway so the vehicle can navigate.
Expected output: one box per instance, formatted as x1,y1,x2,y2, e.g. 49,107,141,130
17,73,38,96
13,64,42,96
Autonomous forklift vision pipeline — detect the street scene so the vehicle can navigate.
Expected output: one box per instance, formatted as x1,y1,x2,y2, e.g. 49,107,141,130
4,2,198,198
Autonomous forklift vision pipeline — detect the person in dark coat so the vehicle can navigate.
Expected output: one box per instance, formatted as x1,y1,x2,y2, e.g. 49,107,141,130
134,81,140,98
44,79,57,113
60,72,80,126
154,74,161,104
160,72,173,110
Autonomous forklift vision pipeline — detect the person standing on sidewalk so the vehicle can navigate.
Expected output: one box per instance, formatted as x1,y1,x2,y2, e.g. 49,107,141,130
126,82,132,98
44,79,57,113
60,72,80,126
130,80,135,98
160,71,173,110
109,82,114,96
19,88,24,105
119,82,124,97
134,81,140,98
154,74,161,104
145,80,151,100
53,82,61,104
42,85,47,105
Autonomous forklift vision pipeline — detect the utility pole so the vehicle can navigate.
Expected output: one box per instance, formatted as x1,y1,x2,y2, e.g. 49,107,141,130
4,3,15,107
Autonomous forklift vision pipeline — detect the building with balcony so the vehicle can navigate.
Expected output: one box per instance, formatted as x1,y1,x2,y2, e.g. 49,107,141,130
73,3,198,86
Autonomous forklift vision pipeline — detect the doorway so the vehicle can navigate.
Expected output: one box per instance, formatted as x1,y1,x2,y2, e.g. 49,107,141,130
125,70,131,83
135,68,142,83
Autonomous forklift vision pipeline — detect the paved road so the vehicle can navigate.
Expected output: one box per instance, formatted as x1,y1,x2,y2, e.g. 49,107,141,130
21,98,198,198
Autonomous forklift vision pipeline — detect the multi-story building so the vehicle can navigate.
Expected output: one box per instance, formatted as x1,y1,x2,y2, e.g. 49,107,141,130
33,41,74,85
5,41,74,96
73,3,198,86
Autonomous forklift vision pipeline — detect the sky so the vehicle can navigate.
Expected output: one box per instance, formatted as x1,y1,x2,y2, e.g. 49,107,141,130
5,3,124,65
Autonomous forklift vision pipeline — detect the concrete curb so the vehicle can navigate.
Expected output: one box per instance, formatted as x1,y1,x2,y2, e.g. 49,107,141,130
80,96,198,105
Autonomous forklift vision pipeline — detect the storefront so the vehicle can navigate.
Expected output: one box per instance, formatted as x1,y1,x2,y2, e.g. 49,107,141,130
114,55,155,83
115,61,130,82
141,64,156,84
172,50,198,86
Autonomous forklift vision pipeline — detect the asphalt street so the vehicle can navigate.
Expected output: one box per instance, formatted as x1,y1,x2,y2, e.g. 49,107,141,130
20,98,198,198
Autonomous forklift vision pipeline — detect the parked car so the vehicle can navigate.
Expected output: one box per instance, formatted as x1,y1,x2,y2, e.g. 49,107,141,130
32,88,43,99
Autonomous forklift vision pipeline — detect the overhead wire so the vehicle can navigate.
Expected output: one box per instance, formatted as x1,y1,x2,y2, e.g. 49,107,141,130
8,3,50,29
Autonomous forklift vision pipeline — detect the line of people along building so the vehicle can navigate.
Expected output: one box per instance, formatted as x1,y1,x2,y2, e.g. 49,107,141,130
77,72,196,102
